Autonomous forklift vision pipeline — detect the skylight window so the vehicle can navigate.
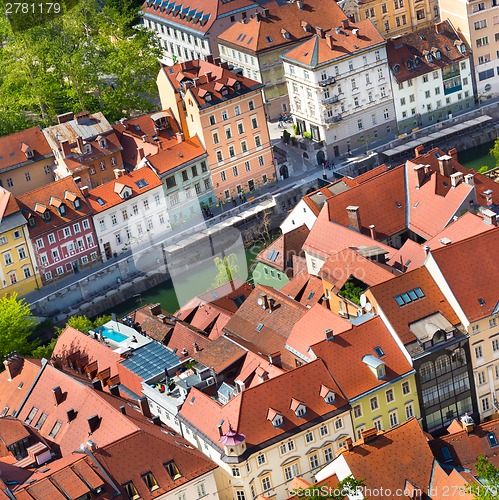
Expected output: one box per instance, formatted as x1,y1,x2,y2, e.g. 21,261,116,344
267,250,279,262
247,36,253,44
478,298,486,306
374,346,385,358
307,291,315,300
487,432,498,447
266,36,273,43
441,446,452,462
256,323,264,331
96,198,106,206
135,179,149,189
394,287,425,306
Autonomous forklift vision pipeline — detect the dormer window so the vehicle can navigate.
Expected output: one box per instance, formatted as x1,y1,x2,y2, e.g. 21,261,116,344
25,149,34,158
122,481,140,500
434,50,441,59
377,364,386,379
290,399,307,418
205,93,212,102
73,198,81,210
164,460,182,480
393,64,400,75
267,407,283,427
426,53,433,62
99,137,107,148
320,384,336,404
43,211,51,221
59,204,66,216
362,354,386,380
407,59,414,70
28,216,35,227
84,144,92,154
414,57,421,67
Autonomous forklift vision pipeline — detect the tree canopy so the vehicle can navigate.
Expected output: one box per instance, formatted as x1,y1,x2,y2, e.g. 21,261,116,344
468,456,499,499
0,0,162,135
490,138,499,168
0,293,36,360
212,254,239,288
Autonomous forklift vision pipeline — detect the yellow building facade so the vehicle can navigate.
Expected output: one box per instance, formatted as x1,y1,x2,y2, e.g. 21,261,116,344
0,189,39,297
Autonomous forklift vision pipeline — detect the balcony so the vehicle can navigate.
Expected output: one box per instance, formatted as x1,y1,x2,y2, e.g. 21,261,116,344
319,76,336,87
325,114,342,124
322,95,339,105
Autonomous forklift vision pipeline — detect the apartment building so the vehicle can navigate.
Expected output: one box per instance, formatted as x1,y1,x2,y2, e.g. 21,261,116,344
0,188,39,296
438,0,499,99
0,126,55,196
343,0,439,38
424,228,499,421
157,59,275,200
387,21,474,133
17,177,99,284
282,19,397,159
142,0,263,65
43,111,124,189
114,111,214,224
218,0,348,120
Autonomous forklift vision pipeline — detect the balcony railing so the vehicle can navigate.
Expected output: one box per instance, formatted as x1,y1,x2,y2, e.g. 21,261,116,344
322,95,339,105
325,114,342,124
319,76,336,87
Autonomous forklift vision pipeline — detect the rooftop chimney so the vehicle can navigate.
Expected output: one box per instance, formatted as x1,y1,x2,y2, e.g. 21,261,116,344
75,111,90,124
87,414,101,434
67,408,77,422
60,140,72,158
176,132,184,144
316,26,325,38
80,186,89,197
369,224,376,240
114,168,123,179
344,437,353,450
3,355,23,381
435,22,444,35
73,176,81,184
120,118,128,130
53,386,63,406
352,28,360,37
460,414,475,434
268,351,282,367
438,154,454,177
193,342,200,352
57,112,74,124
450,172,464,187
217,422,224,437
423,245,430,256
139,397,152,418
263,8,270,17
325,328,334,341
77,136,85,155
482,209,497,226
325,34,334,50
204,70,212,81
260,293,269,310
341,19,349,29
137,147,145,160
448,148,458,160
413,164,425,188
296,0,304,9
92,379,103,392
464,173,475,186
360,427,378,444
414,145,424,158
483,189,494,207
151,416,161,426
109,385,120,396
206,55,214,64
346,205,361,232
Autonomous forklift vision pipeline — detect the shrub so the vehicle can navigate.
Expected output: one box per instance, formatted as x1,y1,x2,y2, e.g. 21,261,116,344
303,131,312,140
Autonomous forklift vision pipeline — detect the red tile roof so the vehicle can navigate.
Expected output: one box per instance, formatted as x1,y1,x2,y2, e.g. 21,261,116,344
0,126,53,172
191,336,246,374
255,225,309,275
166,322,211,360
387,238,425,273
338,418,435,497
0,187,22,219
0,418,30,447
279,271,324,307
87,166,162,213
429,228,499,321
386,21,468,84
218,0,347,53
283,20,384,67
223,285,308,369
234,350,284,389
319,248,397,292
162,59,263,107
369,266,460,345
131,304,175,343
142,0,257,34
311,316,413,399
179,358,349,448
16,177,92,238
0,357,41,417
303,205,396,262
429,418,499,473
197,280,253,315
286,304,352,360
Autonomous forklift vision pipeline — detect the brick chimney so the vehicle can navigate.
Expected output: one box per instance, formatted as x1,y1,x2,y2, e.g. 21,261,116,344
268,351,281,367
176,132,184,143
325,34,334,50
53,386,63,406
296,0,304,9
114,169,123,179
77,136,85,154
438,155,454,177
414,145,424,158
360,427,378,444
57,112,74,124
369,224,376,239
450,172,464,187
413,164,425,188
460,414,475,434
260,293,269,310
110,385,120,396
204,70,212,82
3,355,23,380
482,209,497,226
75,111,90,124
92,379,103,391
346,206,361,232
341,19,349,29
316,26,325,38
137,147,145,160
139,397,152,418
483,189,494,207
344,437,353,450
60,140,72,158
80,186,89,197
448,148,458,160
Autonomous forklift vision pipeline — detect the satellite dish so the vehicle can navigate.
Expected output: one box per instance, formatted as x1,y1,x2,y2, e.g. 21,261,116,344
257,297,264,306
365,302,372,312
360,294,367,307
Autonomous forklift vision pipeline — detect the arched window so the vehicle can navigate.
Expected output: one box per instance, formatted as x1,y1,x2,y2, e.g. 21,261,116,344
419,361,435,382
435,355,451,377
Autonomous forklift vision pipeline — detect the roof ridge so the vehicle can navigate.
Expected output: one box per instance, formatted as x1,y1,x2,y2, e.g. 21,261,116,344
431,226,499,254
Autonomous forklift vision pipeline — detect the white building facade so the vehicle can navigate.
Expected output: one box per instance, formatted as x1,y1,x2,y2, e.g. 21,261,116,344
282,21,397,159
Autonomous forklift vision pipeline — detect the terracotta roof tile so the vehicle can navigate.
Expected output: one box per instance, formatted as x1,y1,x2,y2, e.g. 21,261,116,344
219,0,346,53
286,304,352,360
429,228,499,321
87,166,162,213
167,322,211,360
51,467,90,500
180,359,349,448
311,316,413,399
280,271,324,307
0,126,53,172
191,336,246,374
386,21,467,84
255,225,309,274
369,266,460,345
0,418,30,447
283,20,384,67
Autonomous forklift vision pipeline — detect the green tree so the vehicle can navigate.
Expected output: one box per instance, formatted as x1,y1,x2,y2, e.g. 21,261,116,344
478,166,489,174
60,314,113,334
339,281,364,305
468,456,499,499
212,254,239,288
292,476,365,499
490,138,499,167
0,293,36,360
